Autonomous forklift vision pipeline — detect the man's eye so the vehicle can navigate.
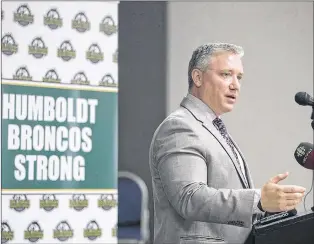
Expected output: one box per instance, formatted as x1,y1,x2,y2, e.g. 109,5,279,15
221,72,231,77
237,76,242,80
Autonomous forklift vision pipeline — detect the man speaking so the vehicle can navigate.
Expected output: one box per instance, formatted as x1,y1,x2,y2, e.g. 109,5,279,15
149,43,306,244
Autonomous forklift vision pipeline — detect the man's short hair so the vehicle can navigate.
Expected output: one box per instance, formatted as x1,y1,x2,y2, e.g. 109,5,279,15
188,43,244,90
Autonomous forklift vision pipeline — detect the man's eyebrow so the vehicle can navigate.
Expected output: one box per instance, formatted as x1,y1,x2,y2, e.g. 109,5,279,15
220,69,243,74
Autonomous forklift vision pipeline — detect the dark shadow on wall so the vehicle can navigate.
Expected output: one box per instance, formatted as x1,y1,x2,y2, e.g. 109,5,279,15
118,1,167,242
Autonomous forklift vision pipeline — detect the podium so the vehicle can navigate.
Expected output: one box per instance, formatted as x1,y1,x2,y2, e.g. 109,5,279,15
246,209,314,244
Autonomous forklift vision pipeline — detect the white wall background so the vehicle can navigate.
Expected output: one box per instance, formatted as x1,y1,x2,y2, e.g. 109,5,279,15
167,2,313,211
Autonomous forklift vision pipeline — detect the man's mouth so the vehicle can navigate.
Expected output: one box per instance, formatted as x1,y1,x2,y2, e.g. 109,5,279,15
226,94,236,99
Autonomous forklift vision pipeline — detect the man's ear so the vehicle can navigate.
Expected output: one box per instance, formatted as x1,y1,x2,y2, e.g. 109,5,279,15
191,69,202,88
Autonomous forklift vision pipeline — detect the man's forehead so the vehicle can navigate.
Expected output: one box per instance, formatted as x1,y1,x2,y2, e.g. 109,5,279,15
209,52,244,73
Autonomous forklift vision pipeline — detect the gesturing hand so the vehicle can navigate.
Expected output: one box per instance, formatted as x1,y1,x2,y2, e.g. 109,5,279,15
260,172,306,213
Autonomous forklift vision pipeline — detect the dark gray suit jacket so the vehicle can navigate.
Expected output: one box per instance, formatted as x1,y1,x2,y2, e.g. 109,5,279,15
149,94,263,244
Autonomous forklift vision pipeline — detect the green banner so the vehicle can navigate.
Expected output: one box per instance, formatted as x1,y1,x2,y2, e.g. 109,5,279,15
2,82,118,190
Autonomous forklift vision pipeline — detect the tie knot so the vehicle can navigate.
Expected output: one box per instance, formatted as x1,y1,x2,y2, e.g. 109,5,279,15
213,117,227,136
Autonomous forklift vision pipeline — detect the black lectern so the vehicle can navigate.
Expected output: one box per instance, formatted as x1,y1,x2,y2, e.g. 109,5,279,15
246,210,314,244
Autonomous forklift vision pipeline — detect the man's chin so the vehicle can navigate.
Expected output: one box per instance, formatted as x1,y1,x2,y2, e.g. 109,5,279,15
222,104,234,113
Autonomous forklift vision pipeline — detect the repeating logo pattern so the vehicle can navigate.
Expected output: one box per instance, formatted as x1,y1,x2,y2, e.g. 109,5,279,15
40,194,59,212
44,8,63,30
71,72,90,85
69,194,89,211
13,66,32,81
14,4,34,27
3,194,118,242
84,220,102,240
2,3,118,87
72,12,91,33
2,34,18,56
98,194,118,210
100,16,118,36
9,194,30,212
1,222,14,243
100,74,117,87
86,43,104,64
53,221,74,241
57,40,76,62
42,69,61,83
24,221,44,242
28,37,48,59
113,48,118,63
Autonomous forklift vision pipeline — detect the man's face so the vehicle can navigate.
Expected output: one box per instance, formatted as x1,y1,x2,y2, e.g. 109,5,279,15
194,52,244,116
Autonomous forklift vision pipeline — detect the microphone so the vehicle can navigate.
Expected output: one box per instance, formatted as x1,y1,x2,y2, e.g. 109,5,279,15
294,142,314,170
295,92,314,106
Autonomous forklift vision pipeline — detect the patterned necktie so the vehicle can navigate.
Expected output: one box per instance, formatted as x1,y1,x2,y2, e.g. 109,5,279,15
213,117,248,186
212,117,239,162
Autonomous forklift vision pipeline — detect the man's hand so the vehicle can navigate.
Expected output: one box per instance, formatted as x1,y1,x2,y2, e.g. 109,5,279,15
260,172,306,213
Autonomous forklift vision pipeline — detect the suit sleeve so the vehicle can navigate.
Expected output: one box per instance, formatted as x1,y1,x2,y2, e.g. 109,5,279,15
152,117,261,228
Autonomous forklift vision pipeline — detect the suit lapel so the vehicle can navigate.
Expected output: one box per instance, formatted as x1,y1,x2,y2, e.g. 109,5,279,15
229,136,254,188
202,121,249,188
181,94,249,189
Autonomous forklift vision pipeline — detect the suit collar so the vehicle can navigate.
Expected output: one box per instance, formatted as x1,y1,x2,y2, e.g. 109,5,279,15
180,93,217,123
180,93,250,188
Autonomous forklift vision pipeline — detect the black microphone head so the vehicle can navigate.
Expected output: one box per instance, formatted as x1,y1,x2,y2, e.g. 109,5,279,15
294,142,314,170
304,150,314,170
295,92,314,106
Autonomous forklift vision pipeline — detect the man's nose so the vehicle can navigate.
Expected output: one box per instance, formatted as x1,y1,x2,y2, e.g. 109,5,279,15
231,76,241,90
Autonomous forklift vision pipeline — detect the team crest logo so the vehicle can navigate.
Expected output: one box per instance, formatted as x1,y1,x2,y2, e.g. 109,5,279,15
1,222,14,243
72,12,90,33
28,37,48,58
113,49,118,63
42,69,61,83
57,40,76,61
86,43,104,64
84,220,102,240
14,4,34,26
24,221,44,242
69,194,88,211
98,194,118,210
40,194,59,211
99,74,117,87
112,224,117,237
99,15,117,35
44,8,63,30
71,72,90,85
53,221,74,241
9,194,30,212
2,34,18,56
13,67,32,81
